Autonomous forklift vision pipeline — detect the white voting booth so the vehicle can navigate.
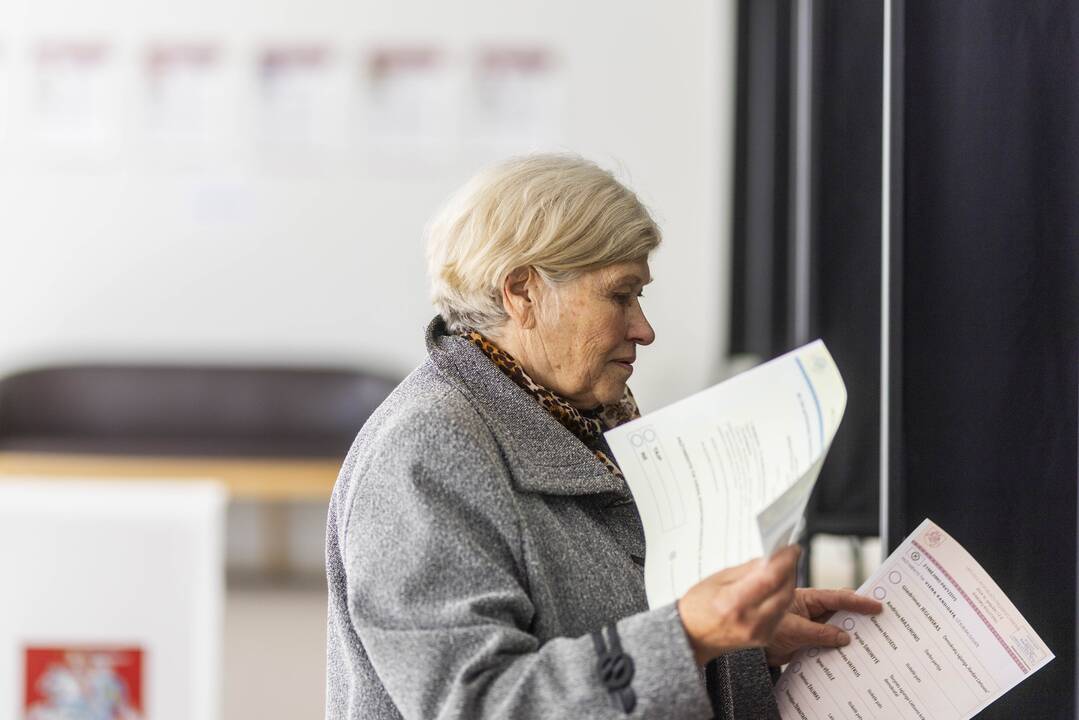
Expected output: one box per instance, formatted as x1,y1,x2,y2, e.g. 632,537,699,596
0,480,226,720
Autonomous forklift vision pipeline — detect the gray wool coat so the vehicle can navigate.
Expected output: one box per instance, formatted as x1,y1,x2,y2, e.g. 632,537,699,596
325,316,781,719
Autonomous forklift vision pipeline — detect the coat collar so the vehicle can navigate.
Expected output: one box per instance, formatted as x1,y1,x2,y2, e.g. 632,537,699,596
425,316,632,499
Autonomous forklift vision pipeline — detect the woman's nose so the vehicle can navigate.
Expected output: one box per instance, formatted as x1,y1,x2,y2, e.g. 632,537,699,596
628,304,656,346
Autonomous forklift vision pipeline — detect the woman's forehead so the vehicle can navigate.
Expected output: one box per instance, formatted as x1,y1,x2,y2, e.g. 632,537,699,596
596,260,653,287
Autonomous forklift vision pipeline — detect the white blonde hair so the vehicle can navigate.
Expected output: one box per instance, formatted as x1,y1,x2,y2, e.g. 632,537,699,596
425,154,661,333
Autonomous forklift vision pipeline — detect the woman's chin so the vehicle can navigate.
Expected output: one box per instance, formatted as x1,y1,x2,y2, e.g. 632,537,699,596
566,373,628,410
594,379,628,407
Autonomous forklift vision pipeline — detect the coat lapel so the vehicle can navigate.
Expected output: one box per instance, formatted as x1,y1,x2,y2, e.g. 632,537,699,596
425,316,633,499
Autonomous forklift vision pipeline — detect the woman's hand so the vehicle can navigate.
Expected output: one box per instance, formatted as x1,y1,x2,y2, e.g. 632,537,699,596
764,588,883,666
676,546,800,665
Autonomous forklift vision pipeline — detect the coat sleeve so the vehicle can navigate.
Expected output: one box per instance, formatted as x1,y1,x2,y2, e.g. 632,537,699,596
340,409,713,720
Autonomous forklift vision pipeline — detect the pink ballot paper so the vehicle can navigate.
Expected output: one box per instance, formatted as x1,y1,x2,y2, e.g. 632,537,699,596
775,519,1053,720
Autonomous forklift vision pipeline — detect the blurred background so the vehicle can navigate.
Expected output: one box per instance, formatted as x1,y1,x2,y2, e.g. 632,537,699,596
0,0,1076,718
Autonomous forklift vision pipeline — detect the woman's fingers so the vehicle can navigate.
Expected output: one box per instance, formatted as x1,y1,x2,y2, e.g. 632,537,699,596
729,549,798,645
801,588,882,618
753,567,796,624
781,614,853,651
730,546,800,608
765,588,883,665
717,555,774,584
770,544,802,569
764,611,858,666
678,546,804,664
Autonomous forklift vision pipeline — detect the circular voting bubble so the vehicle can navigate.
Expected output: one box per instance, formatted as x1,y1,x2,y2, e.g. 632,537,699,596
807,647,819,658
911,550,921,562
888,571,902,584
644,429,657,442
873,586,887,600
631,433,643,447
791,662,802,673
842,617,855,631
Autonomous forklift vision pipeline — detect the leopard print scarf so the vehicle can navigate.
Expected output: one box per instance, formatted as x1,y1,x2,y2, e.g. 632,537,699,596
459,329,640,481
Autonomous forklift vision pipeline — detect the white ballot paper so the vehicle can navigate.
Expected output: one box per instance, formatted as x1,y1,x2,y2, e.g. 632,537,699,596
775,519,1054,720
604,340,846,608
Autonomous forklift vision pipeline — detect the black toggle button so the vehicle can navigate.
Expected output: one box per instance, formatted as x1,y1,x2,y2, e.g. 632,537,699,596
592,627,637,714
597,652,635,691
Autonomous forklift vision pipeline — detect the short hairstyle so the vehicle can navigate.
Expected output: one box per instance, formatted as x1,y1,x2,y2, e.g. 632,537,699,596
426,154,662,333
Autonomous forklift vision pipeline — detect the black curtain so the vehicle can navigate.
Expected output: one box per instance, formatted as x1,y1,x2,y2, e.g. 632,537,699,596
730,0,792,357
731,0,884,549
807,0,883,541
732,2,1078,713
891,2,1079,717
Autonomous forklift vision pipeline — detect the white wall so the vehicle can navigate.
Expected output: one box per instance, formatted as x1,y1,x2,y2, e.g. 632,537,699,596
0,0,737,411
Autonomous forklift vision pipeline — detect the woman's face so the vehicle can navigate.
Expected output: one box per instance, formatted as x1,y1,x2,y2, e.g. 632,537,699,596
526,258,655,409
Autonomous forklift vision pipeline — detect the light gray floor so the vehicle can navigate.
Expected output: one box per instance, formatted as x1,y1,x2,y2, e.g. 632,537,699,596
224,587,328,719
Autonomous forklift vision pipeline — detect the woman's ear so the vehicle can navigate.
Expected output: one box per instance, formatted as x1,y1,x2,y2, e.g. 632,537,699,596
501,266,538,330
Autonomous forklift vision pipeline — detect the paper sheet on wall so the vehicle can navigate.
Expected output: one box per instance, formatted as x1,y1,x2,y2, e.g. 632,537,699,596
257,45,335,148
364,46,452,151
34,41,115,148
468,47,561,152
605,340,846,608
144,43,224,146
774,519,1053,720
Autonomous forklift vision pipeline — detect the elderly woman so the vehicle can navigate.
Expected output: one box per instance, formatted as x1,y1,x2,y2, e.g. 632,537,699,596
326,155,879,719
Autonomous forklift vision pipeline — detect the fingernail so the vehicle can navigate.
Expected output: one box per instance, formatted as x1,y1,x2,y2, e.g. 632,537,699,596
837,631,850,645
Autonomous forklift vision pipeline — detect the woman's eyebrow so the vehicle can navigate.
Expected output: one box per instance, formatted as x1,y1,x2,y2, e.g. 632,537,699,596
608,273,653,288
